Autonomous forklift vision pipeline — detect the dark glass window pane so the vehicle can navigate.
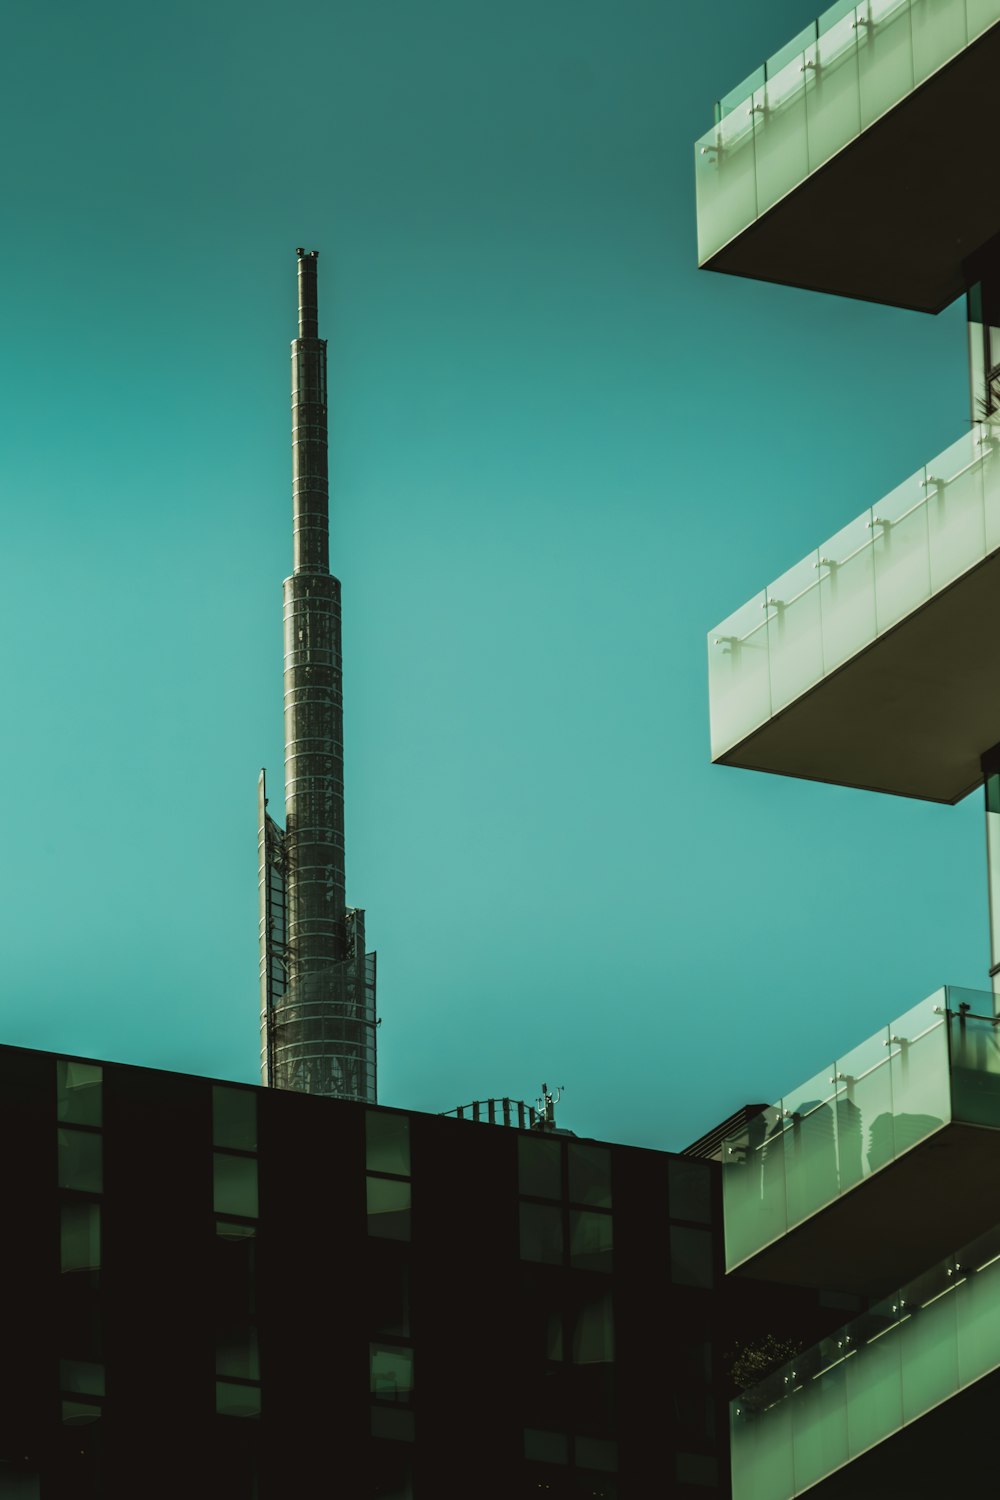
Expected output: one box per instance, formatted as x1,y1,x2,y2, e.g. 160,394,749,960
519,1202,564,1264
60,1202,101,1273
370,1405,415,1441
572,1292,614,1364
214,1153,259,1218
370,1342,414,1403
368,1176,411,1240
524,1428,569,1463
0,1466,40,1498
368,1247,411,1336
568,1144,612,1208
373,1439,414,1499
213,1086,257,1151
366,1111,410,1176
669,1158,712,1225
59,1359,104,1397
518,1135,562,1199
216,1380,261,1418
57,1061,103,1126
216,1220,257,1241
670,1225,714,1288
569,1210,613,1272
217,1327,260,1381
575,1436,618,1472
675,1452,718,1486
58,1129,103,1193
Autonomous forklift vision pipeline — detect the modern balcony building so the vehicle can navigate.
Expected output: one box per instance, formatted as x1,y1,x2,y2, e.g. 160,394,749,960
695,1,1000,1496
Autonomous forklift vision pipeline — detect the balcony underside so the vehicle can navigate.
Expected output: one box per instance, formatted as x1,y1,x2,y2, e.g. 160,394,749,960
734,1119,1000,1296
702,22,1000,313
717,549,1000,804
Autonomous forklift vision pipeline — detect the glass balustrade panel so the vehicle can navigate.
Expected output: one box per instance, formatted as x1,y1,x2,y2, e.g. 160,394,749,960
781,1064,840,1228
979,423,1000,553
911,0,968,83
695,108,757,262
835,1026,895,1181
949,1009,1000,1126
765,553,825,714
722,1106,787,1269
956,1225,1000,1386
926,430,987,593
967,0,1000,42
844,1296,904,1459
817,510,876,674
887,994,950,1156
790,1342,849,1494
731,1389,794,1500
717,66,766,121
708,591,771,758
804,16,862,173
752,55,810,215
870,470,930,635
858,0,915,127
898,1258,960,1423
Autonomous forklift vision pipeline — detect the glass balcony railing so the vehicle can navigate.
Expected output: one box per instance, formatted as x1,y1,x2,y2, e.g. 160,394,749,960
731,1215,1000,1500
723,988,1000,1273
696,0,1000,265
708,420,1000,763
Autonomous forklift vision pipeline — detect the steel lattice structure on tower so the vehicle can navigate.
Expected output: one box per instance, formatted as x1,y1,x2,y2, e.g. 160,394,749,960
257,250,376,1101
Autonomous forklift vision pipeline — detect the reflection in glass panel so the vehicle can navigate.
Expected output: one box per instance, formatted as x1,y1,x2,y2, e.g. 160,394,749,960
57,1061,103,1127
58,1129,103,1194
61,1400,101,1427
722,1107,788,1271
367,1176,412,1241
888,1004,949,1154
911,0,967,84
670,1225,713,1289
520,1202,564,1264
217,1327,260,1381
791,1342,848,1493
782,1065,839,1229
213,1152,259,1218
835,1027,894,1181
60,1201,101,1273
212,1085,258,1151
568,1143,611,1208
216,1380,261,1418
368,1248,411,1337
668,1157,711,1225
371,1404,415,1442
519,1134,562,1199
371,1343,414,1403
573,1293,614,1365
575,1436,618,1472
981,423,1000,554
570,1211,613,1273
59,1359,105,1397
366,1111,411,1177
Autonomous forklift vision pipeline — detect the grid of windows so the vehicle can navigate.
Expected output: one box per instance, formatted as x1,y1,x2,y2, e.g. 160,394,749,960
212,1086,261,1420
56,1060,105,1431
518,1137,614,1273
366,1109,415,1450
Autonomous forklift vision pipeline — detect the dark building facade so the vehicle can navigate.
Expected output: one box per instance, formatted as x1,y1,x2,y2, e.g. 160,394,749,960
0,1042,786,1500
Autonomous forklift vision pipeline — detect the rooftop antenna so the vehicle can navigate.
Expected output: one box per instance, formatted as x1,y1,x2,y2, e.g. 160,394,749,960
535,1082,564,1131
257,250,377,1101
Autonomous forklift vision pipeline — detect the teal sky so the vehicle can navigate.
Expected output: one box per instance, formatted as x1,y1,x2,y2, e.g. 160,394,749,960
0,0,982,1150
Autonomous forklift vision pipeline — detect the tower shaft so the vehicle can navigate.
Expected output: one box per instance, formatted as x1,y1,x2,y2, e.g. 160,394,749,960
258,250,376,1102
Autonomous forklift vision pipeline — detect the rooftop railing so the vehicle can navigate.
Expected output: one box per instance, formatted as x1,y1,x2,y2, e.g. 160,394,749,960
696,0,1000,265
723,988,1000,1273
708,420,1000,764
731,1214,1000,1500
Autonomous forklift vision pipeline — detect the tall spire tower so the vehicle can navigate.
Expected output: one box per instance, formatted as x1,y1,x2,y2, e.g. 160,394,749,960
258,249,377,1101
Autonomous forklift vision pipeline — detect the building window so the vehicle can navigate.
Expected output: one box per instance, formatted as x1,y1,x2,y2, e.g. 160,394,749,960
675,1452,718,1487
214,1152,259,1219
520,1201,564,1264
370,1342,414,1404
367,1175,411,1240
60,1358,105,1427
568,1144,612,1210
569,1211,613,1273
57,1061,102,1127
519,1136,614,1270
366,1110,410,1176
519,1134,563,1199
60,1201,101,1274
216,1380,262,1419
670,1225,714,1289
58,1128,103,1194
212,1085,258,1152
668,1157,712,1226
